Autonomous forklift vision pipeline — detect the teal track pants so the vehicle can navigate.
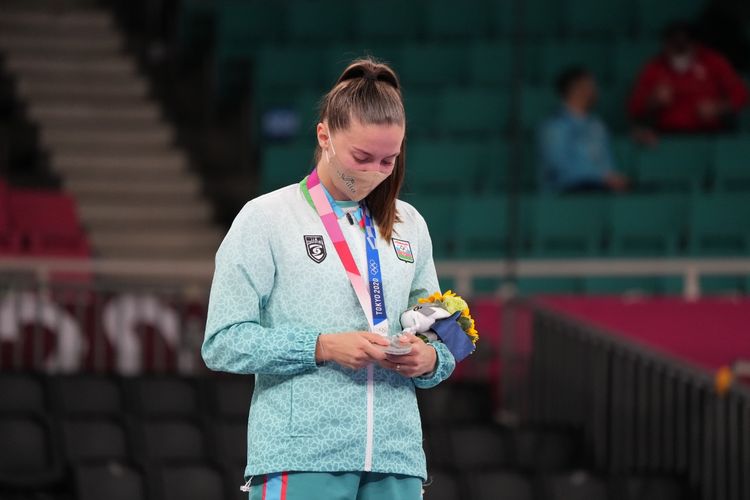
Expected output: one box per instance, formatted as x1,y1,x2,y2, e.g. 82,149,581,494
247,471,423,500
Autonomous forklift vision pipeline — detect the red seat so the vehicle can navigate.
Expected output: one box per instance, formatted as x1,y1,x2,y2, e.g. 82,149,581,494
9,188,91,257
0,179,22,255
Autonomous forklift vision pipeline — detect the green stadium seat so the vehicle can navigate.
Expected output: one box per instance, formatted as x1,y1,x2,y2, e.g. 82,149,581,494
536,41,613,84
425,0,491,39
635,0,706,35
405,140,484,194
608,194,687,256
521,86,558,132
633,138,712,193
700,276,746,295
613,39,659,86
713,137,750,192
253,46,326,94
403,89,440,137
563,0,632,37
485,139,509,193
260,143,315,195
519,195,537,253
399,44,469,87
353,0,422,41
400,194,456,259
439,276,458,292
214,2,284,99
470,277,506,295
468,41,513,87
322,43,402,87
588,191,687,294
490,0,563,38
739,107,750,133
437,88,509,137
286,0,354,42
455,196,508,258
611,136,636,177
596,83,629,133
687,194,750,255
479,139,538,194
530,195,609,257
517,277,585,295
583,276,664,295
520,141,540,193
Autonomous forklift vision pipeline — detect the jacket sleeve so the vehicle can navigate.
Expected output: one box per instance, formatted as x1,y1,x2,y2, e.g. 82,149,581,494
711,52,749,111
406,208,456,389
628,61,660,119
201,201,319,376
537,119,611,191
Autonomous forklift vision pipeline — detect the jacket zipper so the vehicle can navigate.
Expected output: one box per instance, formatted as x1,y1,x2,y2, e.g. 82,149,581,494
364,363,374,471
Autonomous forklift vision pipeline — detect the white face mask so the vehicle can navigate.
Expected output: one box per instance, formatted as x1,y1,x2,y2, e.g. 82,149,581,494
670,53,693,73
324,128,392,202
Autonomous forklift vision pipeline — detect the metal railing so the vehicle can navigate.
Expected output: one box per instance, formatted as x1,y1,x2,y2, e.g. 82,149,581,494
501,300,750,500
438,257,750,300
1,256,749,378
0,260,212,374
3,256,750,298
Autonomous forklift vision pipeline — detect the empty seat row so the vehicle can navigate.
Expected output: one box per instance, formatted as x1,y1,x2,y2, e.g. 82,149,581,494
255,85,515,143
0,179,90,258
425,423,580,473
259,134,750,195
0,372,254,419
410,193,750,259
190,0,704,94
246,38,661,91
3,452,242,500
423,469,686,500
437,274,749,297
255,84,633,143
0,411,247,499
199,0,704,46
0,414,579,497
75,461,242,500
2,373,497,425
0,412,244,465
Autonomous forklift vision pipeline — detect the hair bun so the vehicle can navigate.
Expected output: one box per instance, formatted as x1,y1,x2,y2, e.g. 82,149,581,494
337,58,400,90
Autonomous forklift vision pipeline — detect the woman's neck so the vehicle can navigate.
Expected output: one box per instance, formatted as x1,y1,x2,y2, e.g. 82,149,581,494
316,159,351,201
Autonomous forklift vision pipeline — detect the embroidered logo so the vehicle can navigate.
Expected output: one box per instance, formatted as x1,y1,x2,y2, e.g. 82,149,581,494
392,238,414,263
304,235,327,263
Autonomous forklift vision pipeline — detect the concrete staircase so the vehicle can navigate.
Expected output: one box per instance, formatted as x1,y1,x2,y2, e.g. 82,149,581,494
0,9,223,261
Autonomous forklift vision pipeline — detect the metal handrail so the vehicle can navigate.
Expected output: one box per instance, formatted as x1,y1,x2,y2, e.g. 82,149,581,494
2,256,750,299
503,297,750,500
527,299,750,401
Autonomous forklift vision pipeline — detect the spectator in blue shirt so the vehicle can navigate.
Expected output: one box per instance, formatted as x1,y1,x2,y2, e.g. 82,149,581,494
537,66,630,194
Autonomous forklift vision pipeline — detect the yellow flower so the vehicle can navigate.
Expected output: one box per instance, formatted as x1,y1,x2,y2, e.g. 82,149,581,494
418,291,444,304
415,290,479,344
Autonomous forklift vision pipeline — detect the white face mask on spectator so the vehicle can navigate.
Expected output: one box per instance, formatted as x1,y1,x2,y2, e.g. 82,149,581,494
670,53,693,73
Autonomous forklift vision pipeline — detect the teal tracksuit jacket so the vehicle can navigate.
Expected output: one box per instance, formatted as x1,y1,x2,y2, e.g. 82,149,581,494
201,181,456,483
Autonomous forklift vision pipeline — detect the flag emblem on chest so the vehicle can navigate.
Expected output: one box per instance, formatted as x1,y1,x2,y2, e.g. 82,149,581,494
392,238,414,263
304,235,327,263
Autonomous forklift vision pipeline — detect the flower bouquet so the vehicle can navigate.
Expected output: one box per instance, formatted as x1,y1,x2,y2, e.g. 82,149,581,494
400,290,478,362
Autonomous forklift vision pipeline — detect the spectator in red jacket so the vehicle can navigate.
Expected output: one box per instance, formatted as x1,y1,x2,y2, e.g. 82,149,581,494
628,22,748,139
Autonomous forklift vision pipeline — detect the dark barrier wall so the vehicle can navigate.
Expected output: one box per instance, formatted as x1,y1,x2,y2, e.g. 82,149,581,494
515,303,749,500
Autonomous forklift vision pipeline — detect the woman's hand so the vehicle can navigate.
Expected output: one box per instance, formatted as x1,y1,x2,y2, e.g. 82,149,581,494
379,333,437,378
316,332,390,370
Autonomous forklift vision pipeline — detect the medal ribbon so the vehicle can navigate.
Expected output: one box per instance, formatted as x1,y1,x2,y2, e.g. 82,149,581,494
305,169,389,335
